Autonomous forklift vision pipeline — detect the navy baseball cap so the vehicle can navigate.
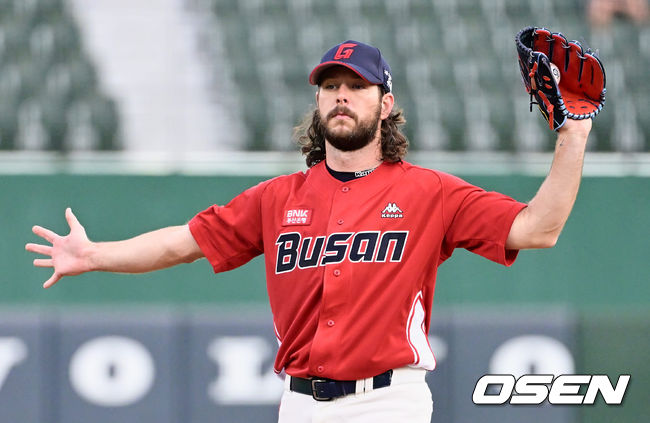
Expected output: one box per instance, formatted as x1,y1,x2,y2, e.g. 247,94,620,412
309,40,393,93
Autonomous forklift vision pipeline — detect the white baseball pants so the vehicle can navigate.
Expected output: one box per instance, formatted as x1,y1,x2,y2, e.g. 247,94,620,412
278,367,433,423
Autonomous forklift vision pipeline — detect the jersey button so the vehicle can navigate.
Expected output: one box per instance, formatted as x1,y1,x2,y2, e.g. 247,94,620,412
327,320,335,327
341,186,350,193
317,365,325,373
333,269,341,277
337,219,344,225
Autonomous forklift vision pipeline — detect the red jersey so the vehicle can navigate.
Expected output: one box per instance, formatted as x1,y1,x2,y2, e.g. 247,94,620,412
189,160,527,380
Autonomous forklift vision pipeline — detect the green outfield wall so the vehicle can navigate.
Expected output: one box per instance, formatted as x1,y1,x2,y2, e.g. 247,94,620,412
2,173,648,309
1,172,648,422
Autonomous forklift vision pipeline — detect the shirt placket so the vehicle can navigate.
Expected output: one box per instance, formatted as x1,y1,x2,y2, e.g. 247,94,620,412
309,183,353,376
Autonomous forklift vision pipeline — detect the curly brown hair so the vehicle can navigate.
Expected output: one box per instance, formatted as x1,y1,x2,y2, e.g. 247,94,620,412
293,102,409,168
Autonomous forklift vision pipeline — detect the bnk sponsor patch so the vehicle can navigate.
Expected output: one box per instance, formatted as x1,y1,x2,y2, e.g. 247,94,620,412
283,208,312,226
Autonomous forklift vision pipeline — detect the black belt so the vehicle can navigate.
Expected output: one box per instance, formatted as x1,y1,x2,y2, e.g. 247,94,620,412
289,369,393,401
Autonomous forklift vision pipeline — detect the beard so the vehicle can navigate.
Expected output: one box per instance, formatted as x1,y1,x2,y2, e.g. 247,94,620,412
318,104,382,152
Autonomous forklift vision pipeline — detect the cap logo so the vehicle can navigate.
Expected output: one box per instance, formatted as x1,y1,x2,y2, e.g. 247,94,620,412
384,70,392,92
334,43,357,60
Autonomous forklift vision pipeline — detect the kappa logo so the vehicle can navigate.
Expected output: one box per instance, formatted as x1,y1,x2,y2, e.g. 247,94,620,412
381,202,403,219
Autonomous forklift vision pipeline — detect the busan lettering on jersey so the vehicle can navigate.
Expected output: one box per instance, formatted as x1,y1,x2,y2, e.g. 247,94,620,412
275,231,409,274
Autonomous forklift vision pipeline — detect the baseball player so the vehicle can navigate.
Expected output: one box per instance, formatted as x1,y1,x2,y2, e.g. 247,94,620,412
26,40,595,422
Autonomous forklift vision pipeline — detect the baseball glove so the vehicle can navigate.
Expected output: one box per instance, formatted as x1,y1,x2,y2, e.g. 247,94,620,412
515,26,606,131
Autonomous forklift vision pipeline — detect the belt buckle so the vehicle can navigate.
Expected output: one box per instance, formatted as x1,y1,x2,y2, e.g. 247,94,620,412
311,379,333,401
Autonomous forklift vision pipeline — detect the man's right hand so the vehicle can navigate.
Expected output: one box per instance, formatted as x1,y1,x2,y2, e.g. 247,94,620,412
26,208,94,288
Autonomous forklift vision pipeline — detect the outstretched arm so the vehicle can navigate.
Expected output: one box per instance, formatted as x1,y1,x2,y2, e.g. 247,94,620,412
25,208,204,288
506,119,591,250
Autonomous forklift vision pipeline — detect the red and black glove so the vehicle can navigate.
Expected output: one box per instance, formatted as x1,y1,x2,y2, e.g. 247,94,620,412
516,26,606,131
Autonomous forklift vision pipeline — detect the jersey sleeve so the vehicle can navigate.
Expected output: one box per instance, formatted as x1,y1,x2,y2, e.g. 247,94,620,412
438,173,528,266
188,181,268,273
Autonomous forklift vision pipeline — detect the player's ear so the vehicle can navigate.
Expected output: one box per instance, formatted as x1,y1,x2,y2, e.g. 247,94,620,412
315,88,320,104
380,92,394,120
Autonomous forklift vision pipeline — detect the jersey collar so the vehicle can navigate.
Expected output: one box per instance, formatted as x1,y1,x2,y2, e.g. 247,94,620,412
308,160,406,196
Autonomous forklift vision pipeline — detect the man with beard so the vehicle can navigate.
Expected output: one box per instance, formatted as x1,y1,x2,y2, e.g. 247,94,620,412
26,40,593,422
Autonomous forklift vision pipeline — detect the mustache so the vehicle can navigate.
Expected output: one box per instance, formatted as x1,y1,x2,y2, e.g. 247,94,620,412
326,106,357,121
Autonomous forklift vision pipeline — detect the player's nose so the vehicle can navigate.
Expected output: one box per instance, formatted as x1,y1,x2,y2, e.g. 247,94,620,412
336,86,350,104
